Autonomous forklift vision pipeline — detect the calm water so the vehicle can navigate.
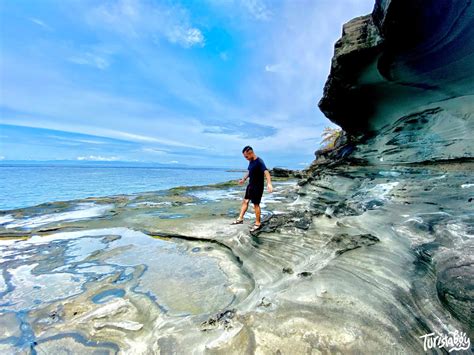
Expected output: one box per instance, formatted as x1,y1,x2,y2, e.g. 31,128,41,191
0,164,243,211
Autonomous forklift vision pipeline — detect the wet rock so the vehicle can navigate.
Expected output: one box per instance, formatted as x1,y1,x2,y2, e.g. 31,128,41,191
251,215,288,235
271,167,292,178
94,320,144,331
270,167,304,179
436,256,474,330
251,211,313,236
297,272,312,278
293,213,312,230
200,309,237,331
1,2,473,352
47,307,64,324
34,335,119,354
102,235,121,243
156,336,179,354
0,312,21,339
327,233,380,255
75,298,130,323
258,297,272,308
37,226,62,232
204,323,249,354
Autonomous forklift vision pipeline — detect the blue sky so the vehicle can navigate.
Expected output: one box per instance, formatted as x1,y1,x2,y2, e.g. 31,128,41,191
0,0,374,168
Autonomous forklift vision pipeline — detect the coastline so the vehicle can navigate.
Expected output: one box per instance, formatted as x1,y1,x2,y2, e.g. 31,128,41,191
0,174,306,352
2,149,470,353
0,165,247,212
0,0,473,352
0,174,300,238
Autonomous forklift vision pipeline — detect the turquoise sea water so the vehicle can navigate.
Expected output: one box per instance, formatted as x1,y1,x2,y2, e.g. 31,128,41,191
0,164,243,211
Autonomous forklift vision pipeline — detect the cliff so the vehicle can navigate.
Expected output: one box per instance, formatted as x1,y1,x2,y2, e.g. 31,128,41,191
319,0,474,140
310,0,474,346
0,1,472,353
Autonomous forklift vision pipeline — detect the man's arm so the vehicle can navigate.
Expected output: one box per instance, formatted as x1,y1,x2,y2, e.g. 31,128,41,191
239,171,249,185
264,170,273,193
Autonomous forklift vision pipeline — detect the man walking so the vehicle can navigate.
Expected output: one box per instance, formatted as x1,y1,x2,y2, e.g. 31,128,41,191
231,146,273,232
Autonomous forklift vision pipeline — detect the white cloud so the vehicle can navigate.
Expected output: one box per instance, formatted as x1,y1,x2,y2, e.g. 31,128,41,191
87,0,205,48
102,129,206,150
264,64,277,72
167,27,204,48
76,155,120,161
3,0,374,168
142,147,168,155
68,52,109,70
29,18,53,31
1,54,215,151
242,0,374,131
205,0,271,22
242,0,272,20
243,123,323,155
75,138,108,145
264,63,294,73
0,156,5,160
47,135,108,145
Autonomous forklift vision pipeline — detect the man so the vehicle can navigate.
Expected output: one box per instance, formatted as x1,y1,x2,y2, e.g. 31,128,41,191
231,145,273,232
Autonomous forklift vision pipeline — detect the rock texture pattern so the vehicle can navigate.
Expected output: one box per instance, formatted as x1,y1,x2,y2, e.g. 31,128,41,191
319,0,474,135
315,0,474,351
0,0,472,353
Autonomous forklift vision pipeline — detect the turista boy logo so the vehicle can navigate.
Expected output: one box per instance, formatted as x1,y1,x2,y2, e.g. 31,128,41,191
420,329,470,352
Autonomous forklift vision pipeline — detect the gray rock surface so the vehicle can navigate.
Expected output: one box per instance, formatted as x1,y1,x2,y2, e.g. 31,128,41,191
0,0,473,353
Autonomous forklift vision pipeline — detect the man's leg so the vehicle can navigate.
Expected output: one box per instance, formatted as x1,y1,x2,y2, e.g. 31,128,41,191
238,199,250,221
253,203,261,225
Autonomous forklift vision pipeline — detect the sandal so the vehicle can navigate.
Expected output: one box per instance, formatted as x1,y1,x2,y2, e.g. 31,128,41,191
231,219,244,225
249,224,262,232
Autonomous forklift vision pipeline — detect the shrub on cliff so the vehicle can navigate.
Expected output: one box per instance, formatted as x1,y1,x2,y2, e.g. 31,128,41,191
320,127,343,150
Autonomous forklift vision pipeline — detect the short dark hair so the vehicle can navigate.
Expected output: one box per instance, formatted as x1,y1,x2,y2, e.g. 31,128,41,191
242,145,253,153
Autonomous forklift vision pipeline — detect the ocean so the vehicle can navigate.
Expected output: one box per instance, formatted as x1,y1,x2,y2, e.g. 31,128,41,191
0,163,244,211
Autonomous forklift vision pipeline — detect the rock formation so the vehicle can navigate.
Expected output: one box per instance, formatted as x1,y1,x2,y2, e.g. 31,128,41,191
319,0,474,138
0,0,472,353
313,0,474,347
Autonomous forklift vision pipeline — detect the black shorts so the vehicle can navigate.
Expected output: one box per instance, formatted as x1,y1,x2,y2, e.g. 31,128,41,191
245,184,264,205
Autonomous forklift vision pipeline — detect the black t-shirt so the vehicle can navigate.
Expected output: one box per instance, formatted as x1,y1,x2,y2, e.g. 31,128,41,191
248,157,267,188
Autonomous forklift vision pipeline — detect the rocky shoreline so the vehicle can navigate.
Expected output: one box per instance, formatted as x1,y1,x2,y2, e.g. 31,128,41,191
0,0,473,353
0,149,471,353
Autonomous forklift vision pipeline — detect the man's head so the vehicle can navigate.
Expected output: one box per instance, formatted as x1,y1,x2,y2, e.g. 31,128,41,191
242,145,256,161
